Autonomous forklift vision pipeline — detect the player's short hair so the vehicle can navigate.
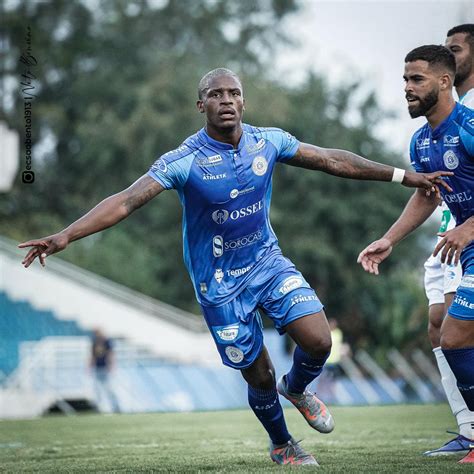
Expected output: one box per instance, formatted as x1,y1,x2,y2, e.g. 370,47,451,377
447,24,474,51
198,68,242,99
405,45,456,76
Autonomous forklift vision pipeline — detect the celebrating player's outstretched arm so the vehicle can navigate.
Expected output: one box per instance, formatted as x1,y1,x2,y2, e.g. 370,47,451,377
19,175,164,267
290,143,453,197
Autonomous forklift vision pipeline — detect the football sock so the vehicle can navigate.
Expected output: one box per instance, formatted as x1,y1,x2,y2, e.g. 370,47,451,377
248,385,291,446
434,347,474,439
286,346,329,394
443,347,474,414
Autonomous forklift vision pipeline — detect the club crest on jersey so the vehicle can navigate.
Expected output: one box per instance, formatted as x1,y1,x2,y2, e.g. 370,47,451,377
443,150,459,170
214,268,224,284
252,156,268,176
225,346,244,363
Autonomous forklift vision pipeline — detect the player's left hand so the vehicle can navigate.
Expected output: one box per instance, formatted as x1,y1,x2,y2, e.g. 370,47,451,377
357,238,393,275
402,170,453,198
433,218,474,265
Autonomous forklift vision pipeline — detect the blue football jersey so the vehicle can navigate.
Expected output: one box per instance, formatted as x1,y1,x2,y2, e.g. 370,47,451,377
147,124,300,306
410,103,474,226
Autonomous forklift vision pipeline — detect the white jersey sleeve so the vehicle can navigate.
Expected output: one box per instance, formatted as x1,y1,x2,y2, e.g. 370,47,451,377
460,88,474,108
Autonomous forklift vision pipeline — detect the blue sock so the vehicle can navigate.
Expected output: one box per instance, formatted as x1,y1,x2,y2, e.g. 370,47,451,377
248,385,291,446
286,346,329,394
443,347,474,411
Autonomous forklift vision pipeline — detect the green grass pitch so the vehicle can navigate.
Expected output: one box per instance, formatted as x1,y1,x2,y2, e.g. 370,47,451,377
0,404,470,472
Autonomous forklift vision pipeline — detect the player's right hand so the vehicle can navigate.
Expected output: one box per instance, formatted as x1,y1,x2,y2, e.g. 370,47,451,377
357,238,393,275
18,233,69,268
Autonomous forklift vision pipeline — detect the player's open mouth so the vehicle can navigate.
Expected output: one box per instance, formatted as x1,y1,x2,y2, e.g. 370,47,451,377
406,96,419,104
219,109,236,119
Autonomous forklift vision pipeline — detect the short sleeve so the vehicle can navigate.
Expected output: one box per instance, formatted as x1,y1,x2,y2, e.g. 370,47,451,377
261,128,300,162
147,148,194,190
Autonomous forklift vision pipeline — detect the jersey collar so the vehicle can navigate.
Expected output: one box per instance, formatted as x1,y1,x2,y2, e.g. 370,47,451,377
197,127,246,151
431,102,460,139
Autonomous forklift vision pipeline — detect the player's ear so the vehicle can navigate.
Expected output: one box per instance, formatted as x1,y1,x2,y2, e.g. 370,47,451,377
197,100,205,113
243,98,246,111
439,73,452,91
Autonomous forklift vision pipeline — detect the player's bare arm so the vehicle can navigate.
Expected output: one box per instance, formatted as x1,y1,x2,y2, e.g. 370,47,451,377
434,216,474,265
289,143,453,196
19,175,164,268
357,189,438,275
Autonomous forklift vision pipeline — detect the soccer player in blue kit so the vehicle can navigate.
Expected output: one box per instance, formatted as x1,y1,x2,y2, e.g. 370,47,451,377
20,68,451,466
358,45,474,465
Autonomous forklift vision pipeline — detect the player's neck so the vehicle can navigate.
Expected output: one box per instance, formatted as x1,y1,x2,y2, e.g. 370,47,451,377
205,124,243,149
426,96,456,130
456,75,474,100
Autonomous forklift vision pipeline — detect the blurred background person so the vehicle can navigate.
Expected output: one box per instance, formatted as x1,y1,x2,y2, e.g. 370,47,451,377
90,328,120,414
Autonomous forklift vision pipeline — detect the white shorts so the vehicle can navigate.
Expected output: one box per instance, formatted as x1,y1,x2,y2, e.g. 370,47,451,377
424,252,463,306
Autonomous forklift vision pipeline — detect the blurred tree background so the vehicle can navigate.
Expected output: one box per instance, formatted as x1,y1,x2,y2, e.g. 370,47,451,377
1,0,434,355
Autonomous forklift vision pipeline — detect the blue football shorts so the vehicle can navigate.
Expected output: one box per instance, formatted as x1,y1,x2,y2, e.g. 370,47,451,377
448,248,474,321
200,253,324,369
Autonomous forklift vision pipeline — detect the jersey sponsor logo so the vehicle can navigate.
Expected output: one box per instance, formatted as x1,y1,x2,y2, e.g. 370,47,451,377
214,323,239,342
197,154,223,166
227,265,253,278
213,235,224,257
416,138,430,149
230,186,255,199
443,150,459,169
225,346,244,363
252,156,268,176
459,275,474,289
212,209,229,224
212,200,263,224
279,276,304,295
420,156,430,163
155,158,168,173
224,229,263,251
444,191,471,204
246,138,266,154
214,268,224,283
444,135,459,147
212,229,263,257
290,294,318,307
203,173,226,181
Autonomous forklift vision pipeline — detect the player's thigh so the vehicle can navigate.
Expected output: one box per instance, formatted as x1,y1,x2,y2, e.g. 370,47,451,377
440,268,474,349
201,296,264,370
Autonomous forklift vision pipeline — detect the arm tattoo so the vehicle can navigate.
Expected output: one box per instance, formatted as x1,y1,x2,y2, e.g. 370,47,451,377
290,143,393,181
124,176,163,213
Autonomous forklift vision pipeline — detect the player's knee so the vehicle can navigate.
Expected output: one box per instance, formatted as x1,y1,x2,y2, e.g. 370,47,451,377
300,336,332,359
427,322,441,348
